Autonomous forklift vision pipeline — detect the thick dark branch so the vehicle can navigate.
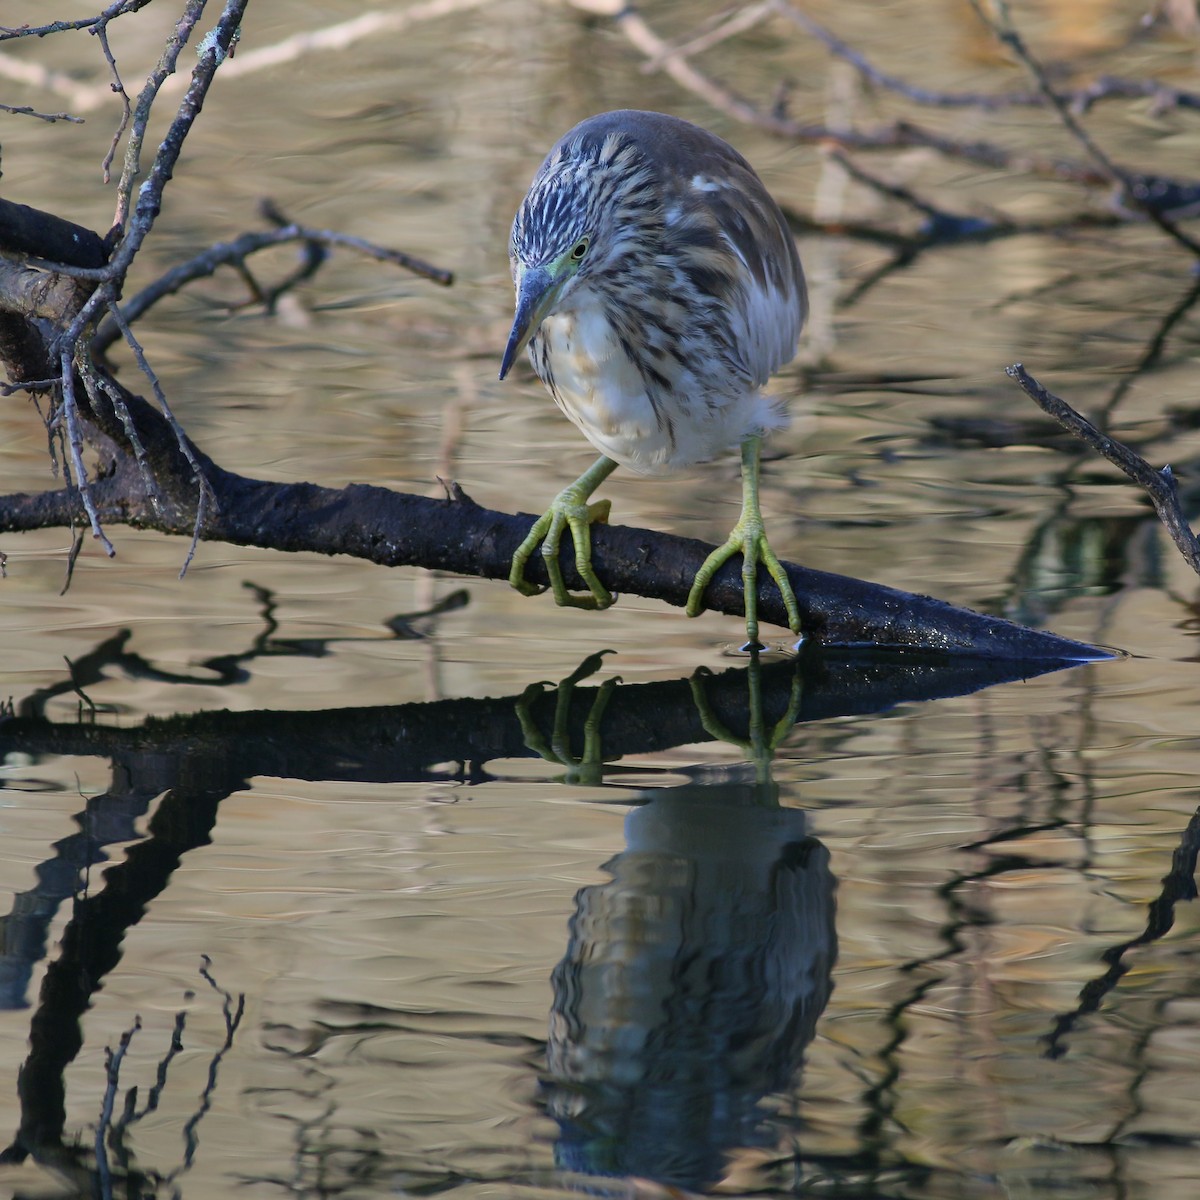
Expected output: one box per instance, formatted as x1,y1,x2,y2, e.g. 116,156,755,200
0,198,108,269
0,375,1101,660
1007,363,1200,578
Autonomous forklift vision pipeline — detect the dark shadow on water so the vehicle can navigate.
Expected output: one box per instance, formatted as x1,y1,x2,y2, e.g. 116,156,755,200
0,604,1107,1195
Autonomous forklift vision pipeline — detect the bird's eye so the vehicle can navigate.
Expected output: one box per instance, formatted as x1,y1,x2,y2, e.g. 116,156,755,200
570,237,589,260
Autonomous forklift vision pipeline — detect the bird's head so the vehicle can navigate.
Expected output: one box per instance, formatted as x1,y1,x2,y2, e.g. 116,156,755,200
499,129,656,380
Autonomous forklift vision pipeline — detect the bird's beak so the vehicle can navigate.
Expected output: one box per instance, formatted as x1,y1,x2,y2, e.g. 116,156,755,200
499,265,556,381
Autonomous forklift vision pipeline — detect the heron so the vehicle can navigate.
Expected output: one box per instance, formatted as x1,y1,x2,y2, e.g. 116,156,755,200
499,109,806,648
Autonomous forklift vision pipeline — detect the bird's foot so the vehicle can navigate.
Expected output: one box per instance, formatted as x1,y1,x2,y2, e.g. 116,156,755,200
510,483,615,610
685,514,800,649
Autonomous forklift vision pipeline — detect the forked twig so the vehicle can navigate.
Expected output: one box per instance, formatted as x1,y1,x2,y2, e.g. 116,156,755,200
0,1,152,42
91,221,453,351
1007,363,1200,578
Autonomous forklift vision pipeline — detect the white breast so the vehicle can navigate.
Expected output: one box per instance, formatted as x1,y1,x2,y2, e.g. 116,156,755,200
532,280,791,476
536,302,680,474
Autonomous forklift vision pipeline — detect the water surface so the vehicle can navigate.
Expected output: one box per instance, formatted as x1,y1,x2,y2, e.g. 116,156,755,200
1,2,1199,1197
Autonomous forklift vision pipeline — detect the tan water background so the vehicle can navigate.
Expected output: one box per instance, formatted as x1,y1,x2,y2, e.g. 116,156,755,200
2,2,1200,1197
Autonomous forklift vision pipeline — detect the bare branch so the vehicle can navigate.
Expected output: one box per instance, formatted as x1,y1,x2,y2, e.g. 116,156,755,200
640,3,776,72
1006,363,1200,578
0,2,153,42
111,0,209,233
773,1,1044,109
58,346,115,557
0,102,82,122
595,3,1121,190
776,1,1200,116
91,220,452,352
968,0,1200,256
104,301,215,576
95,22,132,185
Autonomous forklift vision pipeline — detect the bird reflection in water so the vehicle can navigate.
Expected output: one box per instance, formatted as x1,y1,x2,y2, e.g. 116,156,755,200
543,772,836,1190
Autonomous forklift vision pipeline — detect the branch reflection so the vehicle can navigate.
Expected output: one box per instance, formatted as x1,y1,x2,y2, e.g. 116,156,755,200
0,617,1093,1193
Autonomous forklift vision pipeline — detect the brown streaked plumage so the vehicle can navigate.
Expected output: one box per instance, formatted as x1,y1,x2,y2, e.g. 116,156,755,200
500,110,807,647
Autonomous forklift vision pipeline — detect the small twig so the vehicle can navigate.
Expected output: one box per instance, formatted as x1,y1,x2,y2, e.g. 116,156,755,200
0,102,83,122
1007,363,1200,578
58,347,116,557
106,301,215,576
250,199,327,312
1,376,59,396
641,2,776,72
0,1,153,42
96,23,132,184
970,0,1200,257
112,0,207,232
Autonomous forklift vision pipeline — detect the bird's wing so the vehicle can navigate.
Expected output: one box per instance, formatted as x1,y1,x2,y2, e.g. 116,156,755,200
611,111,807,386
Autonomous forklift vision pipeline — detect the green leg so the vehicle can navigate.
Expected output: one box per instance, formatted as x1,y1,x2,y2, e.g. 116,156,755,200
510,455,619,610
685,434,801,648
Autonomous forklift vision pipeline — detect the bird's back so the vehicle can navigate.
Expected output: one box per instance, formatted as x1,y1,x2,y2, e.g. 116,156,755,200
543,110,807,388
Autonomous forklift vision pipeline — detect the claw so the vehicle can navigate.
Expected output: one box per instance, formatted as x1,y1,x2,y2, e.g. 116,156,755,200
509,456,618,610
685,434,801,646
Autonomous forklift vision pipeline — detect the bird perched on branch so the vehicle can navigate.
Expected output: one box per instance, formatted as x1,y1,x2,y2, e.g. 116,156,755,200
499,109,807,648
